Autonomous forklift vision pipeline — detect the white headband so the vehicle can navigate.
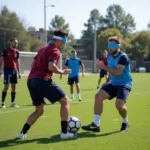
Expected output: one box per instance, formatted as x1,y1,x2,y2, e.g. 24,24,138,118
53,36,62,40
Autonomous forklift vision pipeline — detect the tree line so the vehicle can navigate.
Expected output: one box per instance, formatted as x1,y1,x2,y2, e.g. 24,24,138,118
0,5,150,61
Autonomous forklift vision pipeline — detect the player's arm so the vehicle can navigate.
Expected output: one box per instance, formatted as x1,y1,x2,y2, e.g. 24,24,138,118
79,59,85,77
48,51,71,75
60,59,68,79
0,50,6,76
16,52,21,78
101,55,128,76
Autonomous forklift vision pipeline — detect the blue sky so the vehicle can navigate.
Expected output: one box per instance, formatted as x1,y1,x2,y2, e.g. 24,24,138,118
0,0,150,38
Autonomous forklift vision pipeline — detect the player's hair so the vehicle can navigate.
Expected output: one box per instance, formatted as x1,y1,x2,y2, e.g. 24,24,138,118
71,50,76,53
53,29,68,38
10,38,17,42
104,50,108,53
108,36,121,44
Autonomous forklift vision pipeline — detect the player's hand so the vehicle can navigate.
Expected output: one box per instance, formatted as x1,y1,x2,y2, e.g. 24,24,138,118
96,60,105,69
62,69,71,75
18,73,21,79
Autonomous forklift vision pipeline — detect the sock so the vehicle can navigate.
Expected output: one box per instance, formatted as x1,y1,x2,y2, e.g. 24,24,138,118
71,93,74,98
94,114,100,126
11,92,16,103
2,91,7,104
122,116,128,124
21,123,31,134
78,93,81,98
61,121,68,134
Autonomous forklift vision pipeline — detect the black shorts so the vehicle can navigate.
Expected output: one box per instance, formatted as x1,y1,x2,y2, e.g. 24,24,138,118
101,84,131,101
67,75,79,85
100,70,107,78
3,68,18,84
27,78,66,106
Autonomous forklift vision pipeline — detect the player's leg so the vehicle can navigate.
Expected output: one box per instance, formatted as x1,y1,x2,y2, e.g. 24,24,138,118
18,79,46,139
82,84,116,132
68,77,74,101
1,70,10,108
44,80,77,139
10,70,19,107
115,87,131,132
97,71,104,89
75,75,82,101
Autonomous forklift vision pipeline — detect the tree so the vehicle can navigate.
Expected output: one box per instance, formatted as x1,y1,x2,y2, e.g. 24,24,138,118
28,26,36,32
104,4,136,37
97,28,123,54
130,31,150,61
81,9,104,59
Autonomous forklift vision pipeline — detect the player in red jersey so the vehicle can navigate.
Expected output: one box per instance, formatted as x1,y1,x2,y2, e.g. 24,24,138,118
18,30,78,140
0,38,21,108
97,50,108,89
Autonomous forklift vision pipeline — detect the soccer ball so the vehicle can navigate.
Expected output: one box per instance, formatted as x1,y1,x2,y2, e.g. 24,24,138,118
68,116,81,133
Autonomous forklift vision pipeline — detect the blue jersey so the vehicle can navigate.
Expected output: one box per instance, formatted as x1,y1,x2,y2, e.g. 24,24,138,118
65,57,82,78
107,51,132,88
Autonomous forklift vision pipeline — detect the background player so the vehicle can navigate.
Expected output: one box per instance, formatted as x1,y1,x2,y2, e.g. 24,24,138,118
18,30,77,140
0,38,21,108
97,50,108,89
61,50,85,101
82,36,132,132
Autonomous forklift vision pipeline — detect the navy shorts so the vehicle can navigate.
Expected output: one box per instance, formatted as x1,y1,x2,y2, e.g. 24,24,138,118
27,78,66,106
3,68,18,84
100,69,107,78
67,75,79,85
101,84,131,101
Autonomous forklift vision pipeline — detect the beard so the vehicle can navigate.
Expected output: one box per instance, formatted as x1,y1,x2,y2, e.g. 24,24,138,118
109,49,118,55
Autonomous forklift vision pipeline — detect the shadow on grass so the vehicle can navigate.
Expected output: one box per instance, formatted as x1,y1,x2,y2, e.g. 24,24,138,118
0,130,120,148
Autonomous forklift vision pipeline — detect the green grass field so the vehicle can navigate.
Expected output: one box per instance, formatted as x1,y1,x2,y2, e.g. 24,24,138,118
0,73,150,150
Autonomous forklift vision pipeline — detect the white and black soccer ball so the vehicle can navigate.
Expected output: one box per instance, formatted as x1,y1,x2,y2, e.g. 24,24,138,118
68,116,81,133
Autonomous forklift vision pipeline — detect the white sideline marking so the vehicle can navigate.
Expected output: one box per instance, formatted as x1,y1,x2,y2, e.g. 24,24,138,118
0,91,150,115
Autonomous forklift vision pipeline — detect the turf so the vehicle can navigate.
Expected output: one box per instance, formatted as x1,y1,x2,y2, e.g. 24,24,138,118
0,73,150,150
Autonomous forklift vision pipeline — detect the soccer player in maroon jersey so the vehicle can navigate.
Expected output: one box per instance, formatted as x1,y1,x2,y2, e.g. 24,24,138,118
97,50,108,89
18,30,78,140
0,38,21,108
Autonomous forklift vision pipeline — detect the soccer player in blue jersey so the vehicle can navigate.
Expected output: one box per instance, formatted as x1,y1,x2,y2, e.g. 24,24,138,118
82,36,132,132
61,50,85,101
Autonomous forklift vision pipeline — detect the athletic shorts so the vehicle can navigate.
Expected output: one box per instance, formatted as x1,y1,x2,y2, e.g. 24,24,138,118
67,75,79,85
101,83,131,101
100,69,107,78
3,68,18,84
27,78,66,106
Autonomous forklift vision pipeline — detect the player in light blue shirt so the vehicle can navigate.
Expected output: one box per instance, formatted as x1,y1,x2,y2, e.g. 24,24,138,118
61,50,85,101
82,36,132,132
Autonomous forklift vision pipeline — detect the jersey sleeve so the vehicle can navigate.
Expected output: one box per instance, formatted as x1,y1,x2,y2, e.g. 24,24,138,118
48,50,60,64
65,59,69,66
16,51,19,59
79,59,82,65
118,55,128,66
1,49,6,57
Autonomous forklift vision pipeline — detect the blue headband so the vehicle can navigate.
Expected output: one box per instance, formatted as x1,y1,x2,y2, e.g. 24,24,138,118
71,51,77,56
53,36,67,44
108,43,120,49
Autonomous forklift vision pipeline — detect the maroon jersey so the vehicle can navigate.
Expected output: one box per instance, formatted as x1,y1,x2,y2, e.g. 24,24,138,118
28,44,60,79
99,56,108,66
1,48,19,69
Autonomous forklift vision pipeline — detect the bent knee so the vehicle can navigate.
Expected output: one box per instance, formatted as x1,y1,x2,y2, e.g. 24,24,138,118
59,95,70,105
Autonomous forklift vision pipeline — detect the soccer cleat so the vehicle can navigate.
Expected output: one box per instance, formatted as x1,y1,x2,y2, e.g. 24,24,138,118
60,132,78,139
10,103,19,108
1,104,6,108
82,122,100,132
70,97,74,101
120,122,129,132
17,132,26,139
78,97,82,101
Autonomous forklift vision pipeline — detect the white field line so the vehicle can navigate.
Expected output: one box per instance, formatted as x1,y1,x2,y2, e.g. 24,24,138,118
0,91,150,115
